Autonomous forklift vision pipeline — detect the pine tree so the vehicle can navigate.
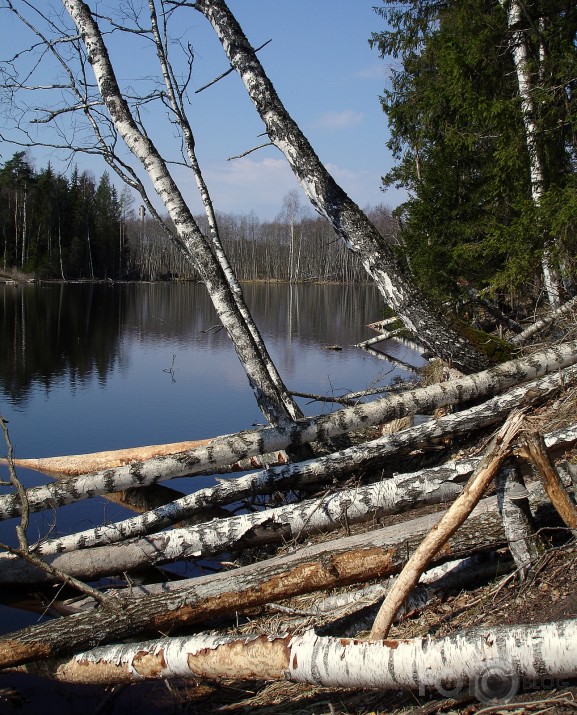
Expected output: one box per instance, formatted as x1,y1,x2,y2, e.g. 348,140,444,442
371,0,577,305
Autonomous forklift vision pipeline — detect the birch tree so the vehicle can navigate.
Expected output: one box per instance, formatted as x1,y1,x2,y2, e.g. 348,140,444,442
192,0,493,373
1,0,302,428
500,0,562,307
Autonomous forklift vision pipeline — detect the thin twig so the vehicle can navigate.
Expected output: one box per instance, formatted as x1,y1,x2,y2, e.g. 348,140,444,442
195,39,272,93
227,141,273,161
0,417,120,611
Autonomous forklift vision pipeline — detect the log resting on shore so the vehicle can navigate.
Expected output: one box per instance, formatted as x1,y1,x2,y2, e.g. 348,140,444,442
0,478,561,670
19,619,577,690
0,342,576,521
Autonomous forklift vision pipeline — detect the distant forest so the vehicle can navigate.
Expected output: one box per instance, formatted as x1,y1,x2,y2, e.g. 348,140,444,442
0,152,397,283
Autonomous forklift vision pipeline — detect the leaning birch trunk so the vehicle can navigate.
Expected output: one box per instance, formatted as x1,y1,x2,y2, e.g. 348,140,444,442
369,410,526,640
2,343,576,521
193,0,489,373
60,0,299,428
21,620,577,691
0,481,558,669
147,1,303,424
501,0,561,307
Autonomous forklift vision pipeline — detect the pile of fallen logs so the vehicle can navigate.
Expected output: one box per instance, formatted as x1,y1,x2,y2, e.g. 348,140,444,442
1,305,577,705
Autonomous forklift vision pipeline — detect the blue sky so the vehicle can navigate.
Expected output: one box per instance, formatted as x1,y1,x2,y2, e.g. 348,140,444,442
0,1,404,220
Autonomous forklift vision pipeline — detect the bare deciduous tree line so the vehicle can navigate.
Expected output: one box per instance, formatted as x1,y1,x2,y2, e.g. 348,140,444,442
125,201,395,283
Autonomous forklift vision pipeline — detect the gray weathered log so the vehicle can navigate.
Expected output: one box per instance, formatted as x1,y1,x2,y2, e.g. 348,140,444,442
495,462,545,576
1,343,576,521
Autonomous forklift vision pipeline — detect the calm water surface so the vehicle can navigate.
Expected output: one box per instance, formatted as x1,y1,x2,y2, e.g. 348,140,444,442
0,281,422,630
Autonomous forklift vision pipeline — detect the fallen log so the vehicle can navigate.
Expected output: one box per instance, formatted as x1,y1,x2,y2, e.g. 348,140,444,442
20,619,577,692
4,438,213,476
369,410,525,640
0,480,559,669
6,444,288,478
6,468,463,578
1,361,575,528
0,341,575,520
511,295,577,345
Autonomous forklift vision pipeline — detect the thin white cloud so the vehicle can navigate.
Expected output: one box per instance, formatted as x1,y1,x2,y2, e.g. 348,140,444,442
313,109,363,130
200,156,302,218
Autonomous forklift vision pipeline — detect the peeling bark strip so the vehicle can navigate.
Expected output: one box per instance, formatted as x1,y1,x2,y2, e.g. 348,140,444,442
193,0,488,373
22,619,577,688
1,343,576,521
0,482,558,669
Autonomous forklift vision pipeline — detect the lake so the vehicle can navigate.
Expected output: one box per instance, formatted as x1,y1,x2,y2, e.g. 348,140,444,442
0,281,422,631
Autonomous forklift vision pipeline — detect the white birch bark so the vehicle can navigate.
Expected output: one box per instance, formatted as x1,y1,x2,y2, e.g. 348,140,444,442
0,481,560,669
2,342,576,521
7,445,288,478
501,0,562,307
193,0,489,373
59,0,298,427
23,620,577,690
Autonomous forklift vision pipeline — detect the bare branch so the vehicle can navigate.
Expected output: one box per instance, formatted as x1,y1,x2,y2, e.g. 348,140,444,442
0,417,118,610
227,141,274,161
195,38,272,93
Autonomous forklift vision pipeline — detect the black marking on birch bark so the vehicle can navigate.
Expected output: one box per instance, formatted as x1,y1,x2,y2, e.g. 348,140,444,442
103,471,117,493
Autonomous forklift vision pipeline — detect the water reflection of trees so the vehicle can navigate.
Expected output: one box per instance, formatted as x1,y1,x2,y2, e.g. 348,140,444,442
0,282,381,406
0,283,124,404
